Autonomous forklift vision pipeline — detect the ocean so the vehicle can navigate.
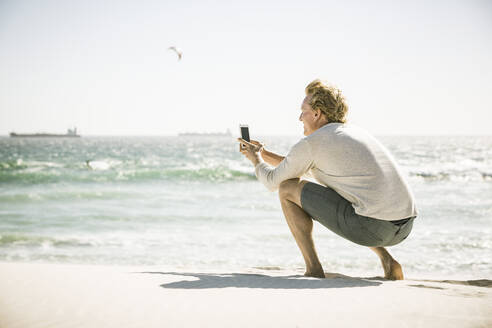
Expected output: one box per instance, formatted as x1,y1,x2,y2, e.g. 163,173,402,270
1,135,491,278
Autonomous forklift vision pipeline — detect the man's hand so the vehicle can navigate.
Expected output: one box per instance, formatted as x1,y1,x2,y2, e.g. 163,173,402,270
238,138,263,166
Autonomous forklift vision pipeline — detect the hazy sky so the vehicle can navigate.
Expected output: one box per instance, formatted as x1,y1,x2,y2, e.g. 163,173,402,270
1,0,491,136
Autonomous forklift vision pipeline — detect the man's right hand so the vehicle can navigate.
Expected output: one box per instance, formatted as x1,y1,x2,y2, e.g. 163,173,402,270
249,140,265,153
238,138,262,166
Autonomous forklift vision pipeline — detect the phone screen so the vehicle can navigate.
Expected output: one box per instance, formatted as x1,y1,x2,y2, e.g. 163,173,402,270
239,125,250,151
240,126,250,142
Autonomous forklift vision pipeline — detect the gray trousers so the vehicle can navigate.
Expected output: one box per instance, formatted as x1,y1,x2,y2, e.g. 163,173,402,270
300,182,414,247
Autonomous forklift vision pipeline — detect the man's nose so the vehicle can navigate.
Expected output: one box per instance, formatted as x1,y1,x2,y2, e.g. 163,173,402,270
299,113,302,121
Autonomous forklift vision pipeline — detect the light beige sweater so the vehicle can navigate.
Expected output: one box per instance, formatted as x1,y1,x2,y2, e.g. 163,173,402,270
255,123,417,221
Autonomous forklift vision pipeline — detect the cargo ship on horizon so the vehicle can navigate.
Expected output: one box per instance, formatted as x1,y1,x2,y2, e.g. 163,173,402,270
10,127,80,138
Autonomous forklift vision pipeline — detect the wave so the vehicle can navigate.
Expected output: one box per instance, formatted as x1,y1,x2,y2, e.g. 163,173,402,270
0,191,137,202
409,170,492,182
3,158,491,185
0,159,28,171
2,161,491,185
0,164,256,184
0,234,94,248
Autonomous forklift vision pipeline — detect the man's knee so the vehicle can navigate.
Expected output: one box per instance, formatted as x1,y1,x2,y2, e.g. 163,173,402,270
278,178,303,202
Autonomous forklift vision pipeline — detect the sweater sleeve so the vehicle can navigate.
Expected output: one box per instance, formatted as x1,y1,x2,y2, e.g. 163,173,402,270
255,139,313,191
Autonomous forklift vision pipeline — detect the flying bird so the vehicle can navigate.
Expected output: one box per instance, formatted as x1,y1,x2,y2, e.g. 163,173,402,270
168,46,183,61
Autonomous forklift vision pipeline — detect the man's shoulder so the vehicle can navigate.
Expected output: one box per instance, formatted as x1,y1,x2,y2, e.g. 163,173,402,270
306,123,379,151
305,123,347,142
325,123,375,141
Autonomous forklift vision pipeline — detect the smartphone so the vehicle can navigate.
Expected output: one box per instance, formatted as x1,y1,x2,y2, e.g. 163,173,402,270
239,124,250,150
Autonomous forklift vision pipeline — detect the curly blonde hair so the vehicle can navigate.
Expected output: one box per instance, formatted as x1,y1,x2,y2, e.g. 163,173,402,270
305,79,348,123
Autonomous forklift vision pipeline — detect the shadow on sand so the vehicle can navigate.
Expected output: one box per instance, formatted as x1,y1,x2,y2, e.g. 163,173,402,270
140,272,383,289
412,279,492,288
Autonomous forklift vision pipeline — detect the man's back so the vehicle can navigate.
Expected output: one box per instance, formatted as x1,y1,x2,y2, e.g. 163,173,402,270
305,123,417,220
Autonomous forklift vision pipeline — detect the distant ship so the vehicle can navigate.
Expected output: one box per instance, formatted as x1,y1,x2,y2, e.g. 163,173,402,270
10,127,81,138
178,129,232,137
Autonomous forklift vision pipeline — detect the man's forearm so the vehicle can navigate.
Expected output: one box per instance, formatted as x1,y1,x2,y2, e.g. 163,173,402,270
260,149,284,167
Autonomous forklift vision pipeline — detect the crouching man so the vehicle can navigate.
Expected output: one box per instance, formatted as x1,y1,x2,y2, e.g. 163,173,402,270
238,79,417,279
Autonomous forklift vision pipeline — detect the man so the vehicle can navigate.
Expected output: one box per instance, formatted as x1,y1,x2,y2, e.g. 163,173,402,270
238,79,417,280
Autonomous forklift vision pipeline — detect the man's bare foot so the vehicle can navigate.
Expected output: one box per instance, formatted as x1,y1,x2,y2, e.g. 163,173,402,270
304,268,325,278
382,258,404,280
370,247,404,280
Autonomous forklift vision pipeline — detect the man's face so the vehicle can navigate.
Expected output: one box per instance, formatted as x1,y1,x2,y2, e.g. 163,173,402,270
299,96,318,136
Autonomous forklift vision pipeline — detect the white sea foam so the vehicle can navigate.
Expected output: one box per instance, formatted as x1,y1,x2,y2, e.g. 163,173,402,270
86,160,111,170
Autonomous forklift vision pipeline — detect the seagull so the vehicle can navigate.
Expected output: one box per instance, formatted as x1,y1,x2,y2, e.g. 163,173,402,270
168,46,183,61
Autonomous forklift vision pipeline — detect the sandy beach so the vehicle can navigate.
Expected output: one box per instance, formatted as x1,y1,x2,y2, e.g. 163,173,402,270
0,262,490,328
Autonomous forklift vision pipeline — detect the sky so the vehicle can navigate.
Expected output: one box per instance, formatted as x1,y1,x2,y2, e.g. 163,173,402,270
0,0,491,136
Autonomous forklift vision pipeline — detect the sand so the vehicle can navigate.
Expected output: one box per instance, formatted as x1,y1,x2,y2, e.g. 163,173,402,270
0,262,490,328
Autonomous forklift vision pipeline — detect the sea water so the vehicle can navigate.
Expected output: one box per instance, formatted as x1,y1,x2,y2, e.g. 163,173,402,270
0,135,491,278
